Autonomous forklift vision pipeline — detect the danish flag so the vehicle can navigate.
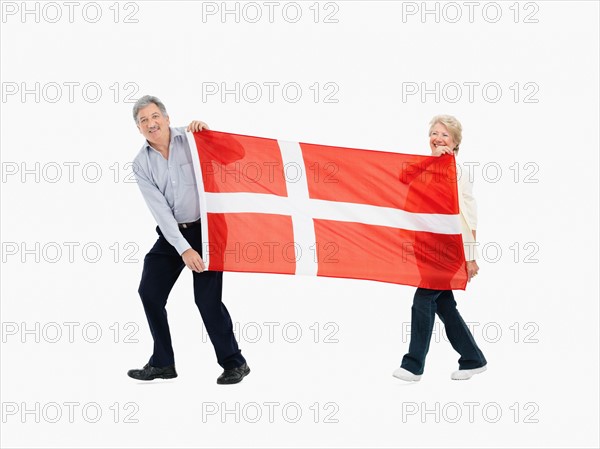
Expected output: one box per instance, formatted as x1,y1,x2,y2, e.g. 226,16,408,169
187,130,467,290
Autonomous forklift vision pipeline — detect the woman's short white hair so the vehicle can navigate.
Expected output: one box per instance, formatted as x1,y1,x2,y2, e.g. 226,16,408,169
429,114,463,153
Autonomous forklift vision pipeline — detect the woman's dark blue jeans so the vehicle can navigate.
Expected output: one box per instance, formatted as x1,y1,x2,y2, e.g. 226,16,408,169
401,288,487,375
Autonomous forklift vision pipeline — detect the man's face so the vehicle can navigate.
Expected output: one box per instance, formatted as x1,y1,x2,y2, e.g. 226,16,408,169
136,103,170,143
429,122,456,152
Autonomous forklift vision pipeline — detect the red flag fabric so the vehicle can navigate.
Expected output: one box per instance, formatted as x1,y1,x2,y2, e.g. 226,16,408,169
188,130,467,290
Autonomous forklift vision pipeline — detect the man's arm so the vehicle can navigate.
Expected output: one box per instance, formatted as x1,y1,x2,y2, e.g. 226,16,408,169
133,162,207,272
133,160,192,255
181,120,209,272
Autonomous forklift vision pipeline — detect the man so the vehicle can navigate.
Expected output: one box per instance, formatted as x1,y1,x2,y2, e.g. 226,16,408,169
127,95,250,384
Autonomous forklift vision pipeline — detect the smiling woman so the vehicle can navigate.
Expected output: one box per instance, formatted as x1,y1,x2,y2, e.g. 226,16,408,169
392,114,488,382
429,115,462,155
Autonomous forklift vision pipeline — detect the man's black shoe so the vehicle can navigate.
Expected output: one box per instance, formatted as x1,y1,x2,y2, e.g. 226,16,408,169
127,363,178,381
217,363,250,385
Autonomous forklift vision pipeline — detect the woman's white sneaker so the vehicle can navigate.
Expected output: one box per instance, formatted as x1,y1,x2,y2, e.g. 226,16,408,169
451,365,487,380
392,367,422,382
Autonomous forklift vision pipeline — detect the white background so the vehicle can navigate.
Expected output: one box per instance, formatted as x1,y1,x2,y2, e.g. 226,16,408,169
1,1,598,447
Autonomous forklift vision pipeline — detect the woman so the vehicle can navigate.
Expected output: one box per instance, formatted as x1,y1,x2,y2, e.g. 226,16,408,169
393,115,487,381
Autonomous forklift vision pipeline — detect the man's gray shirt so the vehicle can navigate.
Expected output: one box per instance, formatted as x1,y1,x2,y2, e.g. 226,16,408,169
133,127,200,255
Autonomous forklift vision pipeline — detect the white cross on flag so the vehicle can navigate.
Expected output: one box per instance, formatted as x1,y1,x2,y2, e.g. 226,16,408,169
187,130,468,290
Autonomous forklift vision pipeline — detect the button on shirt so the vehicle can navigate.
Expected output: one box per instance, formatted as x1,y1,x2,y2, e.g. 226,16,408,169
133,127,200,255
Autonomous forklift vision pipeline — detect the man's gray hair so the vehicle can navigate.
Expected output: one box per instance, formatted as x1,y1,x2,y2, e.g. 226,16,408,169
132,95,169,123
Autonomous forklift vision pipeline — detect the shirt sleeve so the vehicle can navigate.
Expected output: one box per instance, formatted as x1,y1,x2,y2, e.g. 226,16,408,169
133,157,192,256
459,168,478,230
461,216,479,261
457,162,479,261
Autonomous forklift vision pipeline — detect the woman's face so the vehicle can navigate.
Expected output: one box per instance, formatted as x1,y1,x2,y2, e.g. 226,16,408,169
429,122,456,152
